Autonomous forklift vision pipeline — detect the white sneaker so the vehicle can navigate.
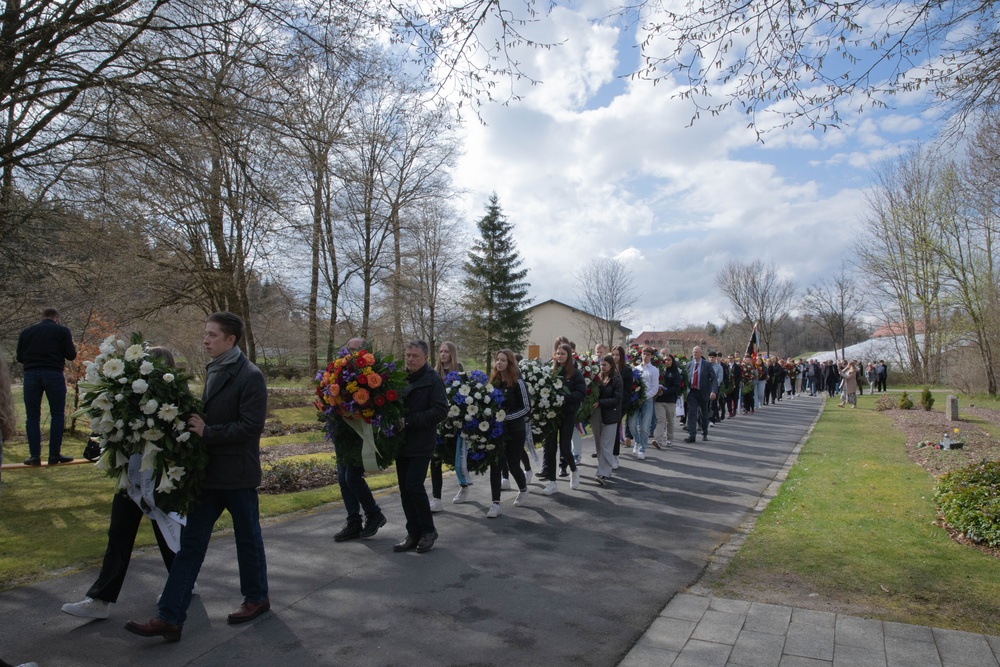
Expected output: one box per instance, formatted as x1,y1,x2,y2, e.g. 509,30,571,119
541,481,558,496
637,451,646,460
61,597,110,619
486,502,501,518
513,490,529,506
525,470,534,485
612,456,619,470
429,497,444,512
570,469,580,490
453,486,470,504
500,477,511,490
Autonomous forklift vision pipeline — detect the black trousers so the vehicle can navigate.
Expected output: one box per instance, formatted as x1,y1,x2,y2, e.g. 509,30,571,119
491,425,528,499
397,455,435,538
687,388,710,437
543,414,577,480
87,491,174,603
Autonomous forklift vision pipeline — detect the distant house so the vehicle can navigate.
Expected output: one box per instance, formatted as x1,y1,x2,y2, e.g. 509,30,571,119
872,321,925,338
630,330,722,357
520,299,632,359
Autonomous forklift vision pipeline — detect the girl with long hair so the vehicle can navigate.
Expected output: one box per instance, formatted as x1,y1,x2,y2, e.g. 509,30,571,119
433,342,464,509
484,349,531,516
593,354,622,485
611,345,631,467
539,344,585,495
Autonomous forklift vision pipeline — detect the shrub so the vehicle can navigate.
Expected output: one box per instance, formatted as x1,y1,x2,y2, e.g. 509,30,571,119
920,387,935,411
935,461,1000,547
260,459,337,493
874,395,897,411
898,391,914,410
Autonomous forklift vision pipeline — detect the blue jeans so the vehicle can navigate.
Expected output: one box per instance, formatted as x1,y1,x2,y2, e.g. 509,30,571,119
636,399,655,454
23,369,67,459
157,488,268,625
337,460,379,522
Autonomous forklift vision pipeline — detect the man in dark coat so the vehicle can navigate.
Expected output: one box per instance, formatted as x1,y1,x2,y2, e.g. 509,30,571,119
683,346,719,443
126,311,269,642
393,340,448,554
16,307,77,465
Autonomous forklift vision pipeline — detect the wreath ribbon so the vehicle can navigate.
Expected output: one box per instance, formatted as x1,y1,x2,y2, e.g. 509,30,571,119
125,454,186,552
344,418,381,473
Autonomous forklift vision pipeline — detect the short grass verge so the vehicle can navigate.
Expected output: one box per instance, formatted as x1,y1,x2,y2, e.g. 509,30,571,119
711,394,1000,634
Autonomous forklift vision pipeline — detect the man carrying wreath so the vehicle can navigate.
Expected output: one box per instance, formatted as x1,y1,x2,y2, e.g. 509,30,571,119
126,311,269,642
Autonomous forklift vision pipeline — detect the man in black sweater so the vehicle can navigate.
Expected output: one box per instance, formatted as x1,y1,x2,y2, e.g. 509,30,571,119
16,307,77,466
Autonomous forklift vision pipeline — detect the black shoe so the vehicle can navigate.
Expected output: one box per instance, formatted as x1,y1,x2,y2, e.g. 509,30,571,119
23,457,41,466
558,466,569,478
333,521,363,542
590,453,598,458
48,454,73,465
416,531,438,553
702,434,708,441
683,436,696,443
359,512,386,539
393,535,419,552
537,468,550,480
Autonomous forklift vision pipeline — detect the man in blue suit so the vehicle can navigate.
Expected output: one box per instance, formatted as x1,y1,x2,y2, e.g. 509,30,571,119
684,346,719,443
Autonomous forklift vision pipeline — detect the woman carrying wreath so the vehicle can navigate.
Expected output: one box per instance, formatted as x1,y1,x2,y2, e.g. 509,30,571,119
62,347,193,620
485,350,531,516
593,354,622,485
434,341,466,508
539,344,585,495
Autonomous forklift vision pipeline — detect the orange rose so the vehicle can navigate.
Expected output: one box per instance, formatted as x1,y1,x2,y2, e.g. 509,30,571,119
366,373,382,388
360,353,376,367
330,384,340,396
353,388,370,405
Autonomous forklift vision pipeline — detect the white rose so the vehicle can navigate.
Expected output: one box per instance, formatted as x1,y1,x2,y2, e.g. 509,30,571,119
448,405,460,417
467,405,479,416
119,377,128,384
139,360,154,375
124,344,146,362
99,337,116,355
141,399,159,415
478,421,489,431
496,410,506,421
176,431,192,443
115,393,124,402
132,378,149,394
147,418,154,428
163,373,175,383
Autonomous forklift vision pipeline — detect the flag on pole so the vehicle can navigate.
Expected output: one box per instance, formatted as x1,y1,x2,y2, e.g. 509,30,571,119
745,324,759,362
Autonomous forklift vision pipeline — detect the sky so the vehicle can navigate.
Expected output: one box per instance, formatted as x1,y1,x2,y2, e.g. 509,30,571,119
443,0,946,335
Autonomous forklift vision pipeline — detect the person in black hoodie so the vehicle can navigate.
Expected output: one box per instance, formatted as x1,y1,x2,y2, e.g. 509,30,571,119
393,340,448,554
593,354,623,484
539,343,585,496
485,349,531,516
652,352,681,447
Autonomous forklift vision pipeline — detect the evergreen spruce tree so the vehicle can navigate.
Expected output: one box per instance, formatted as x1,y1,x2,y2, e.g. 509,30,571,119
462,193,532,369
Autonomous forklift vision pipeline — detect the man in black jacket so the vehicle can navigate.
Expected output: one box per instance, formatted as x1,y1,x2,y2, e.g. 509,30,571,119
393,340,448,554
126,312,269,642
16,307,77,465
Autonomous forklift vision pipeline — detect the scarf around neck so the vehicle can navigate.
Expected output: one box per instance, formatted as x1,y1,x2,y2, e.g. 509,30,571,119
204,344,243,397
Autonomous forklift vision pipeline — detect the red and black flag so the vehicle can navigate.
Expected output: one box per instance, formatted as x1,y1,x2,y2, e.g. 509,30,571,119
745,324,758,362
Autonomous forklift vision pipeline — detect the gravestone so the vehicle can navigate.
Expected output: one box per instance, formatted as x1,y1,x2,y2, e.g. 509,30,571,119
946,395,959,421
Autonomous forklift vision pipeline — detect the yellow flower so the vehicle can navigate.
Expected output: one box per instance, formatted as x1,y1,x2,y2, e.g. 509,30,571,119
953,428,960,434
346,381,359,393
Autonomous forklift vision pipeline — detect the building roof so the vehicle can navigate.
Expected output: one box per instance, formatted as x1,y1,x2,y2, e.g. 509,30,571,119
631,330,721,350
872,321,925,338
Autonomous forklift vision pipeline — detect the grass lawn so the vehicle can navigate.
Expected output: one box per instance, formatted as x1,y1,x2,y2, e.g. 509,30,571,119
711,393,1000,635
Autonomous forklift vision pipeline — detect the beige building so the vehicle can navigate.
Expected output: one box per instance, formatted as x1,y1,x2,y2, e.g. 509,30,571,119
521,299,632,359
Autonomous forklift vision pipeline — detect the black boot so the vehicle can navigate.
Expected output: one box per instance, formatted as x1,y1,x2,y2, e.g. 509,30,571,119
359,511,386,539
334,519,362,542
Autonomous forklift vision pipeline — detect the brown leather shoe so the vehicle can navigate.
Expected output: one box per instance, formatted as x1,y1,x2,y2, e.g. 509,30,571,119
227,599,270,624
124,617,182,642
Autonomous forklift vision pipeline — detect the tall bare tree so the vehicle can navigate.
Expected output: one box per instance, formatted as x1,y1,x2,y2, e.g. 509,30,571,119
574,258,638,349
801,266,868,361
715,259,797,355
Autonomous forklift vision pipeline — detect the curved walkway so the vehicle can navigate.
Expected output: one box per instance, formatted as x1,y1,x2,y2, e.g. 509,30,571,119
2,395,994,666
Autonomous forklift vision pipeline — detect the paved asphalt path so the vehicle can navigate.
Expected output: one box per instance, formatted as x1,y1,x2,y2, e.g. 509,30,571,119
0,396,823,667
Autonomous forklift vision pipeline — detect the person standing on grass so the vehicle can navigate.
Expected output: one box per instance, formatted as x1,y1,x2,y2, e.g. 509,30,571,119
16,307,77,466
126,311,269,642
484,349,531,517
62,348,194,620
839,361,859,408
393,341,449,553
434,341,465,508
593,354,623,485
332,337,387,543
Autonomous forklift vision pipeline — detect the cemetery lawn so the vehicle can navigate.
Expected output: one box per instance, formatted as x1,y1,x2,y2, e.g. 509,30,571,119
710,393,1000,635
